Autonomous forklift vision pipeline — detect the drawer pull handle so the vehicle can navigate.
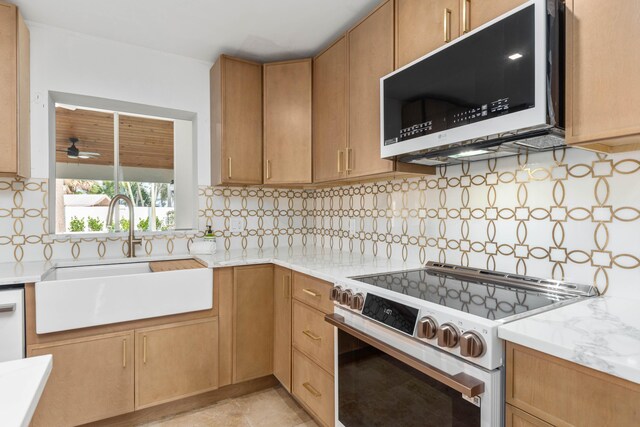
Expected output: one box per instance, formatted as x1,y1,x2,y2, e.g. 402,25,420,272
303,382,322,398
302,288,321,298
303,330,322,341
0,303,16,313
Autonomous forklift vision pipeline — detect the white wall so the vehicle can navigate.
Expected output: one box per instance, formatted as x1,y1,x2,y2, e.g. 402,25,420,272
28,22,212,185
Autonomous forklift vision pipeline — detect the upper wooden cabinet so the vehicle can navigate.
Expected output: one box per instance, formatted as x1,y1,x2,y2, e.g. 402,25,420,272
348,0,396,178
566,0,640,151
465,0,527,32
210,55,263,185
313,36,348,183
396,0,460,67
396,0,525,67
263,59,312,185
0,2,30,178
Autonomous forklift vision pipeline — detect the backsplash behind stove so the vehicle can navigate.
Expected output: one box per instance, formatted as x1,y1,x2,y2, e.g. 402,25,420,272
0,148,638,295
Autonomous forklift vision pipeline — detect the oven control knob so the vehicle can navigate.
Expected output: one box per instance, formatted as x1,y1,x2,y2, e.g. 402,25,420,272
417,316,438,339
460,331,485,358
330,286,342,302
437,323,460,348
340,289,353,306
350,293,365,311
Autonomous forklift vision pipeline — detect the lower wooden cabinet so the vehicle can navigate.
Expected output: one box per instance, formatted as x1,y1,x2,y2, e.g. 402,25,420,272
506,404,553,427
292,300,334,374
506,342,640,426
29,331,135,427
292,348,335,427
135,318,219,409
273,265,292,391
233,264,274,383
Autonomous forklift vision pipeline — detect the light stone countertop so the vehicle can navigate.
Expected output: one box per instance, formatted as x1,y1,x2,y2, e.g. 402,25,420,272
1,247,638,385
0,355,52,427
498,295,640,384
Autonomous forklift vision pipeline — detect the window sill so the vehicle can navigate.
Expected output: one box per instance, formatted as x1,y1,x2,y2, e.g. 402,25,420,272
46,230,201,242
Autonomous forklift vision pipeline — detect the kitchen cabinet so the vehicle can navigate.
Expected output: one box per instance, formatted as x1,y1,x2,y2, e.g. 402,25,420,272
347,0,395,178
396,0,525,68
273,266,292,391
29,331,135,426
396,0,460,67
566,0,640,152
506,342,640,426
292,349,335,427
313,36,348,183
291,272,335,427
233,264,274,382
506,404,553,427
292,300,334,374
135,318,219,409
0,2,30,178
210,55,263,185
263,59,312,185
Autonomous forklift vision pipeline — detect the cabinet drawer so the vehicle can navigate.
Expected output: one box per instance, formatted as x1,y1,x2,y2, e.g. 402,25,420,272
292,272,334,314
507,342,640,426
292,349,334,427
506,404,553,427
292,300,334,374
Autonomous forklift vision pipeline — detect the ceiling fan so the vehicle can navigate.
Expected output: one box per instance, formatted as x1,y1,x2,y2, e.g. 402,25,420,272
57,137,101,159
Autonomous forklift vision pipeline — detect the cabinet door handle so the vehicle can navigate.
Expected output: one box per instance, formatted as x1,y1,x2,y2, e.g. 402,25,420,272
302,382,322,398
122,339,127,368
227,157,232,179
302,288,321,298
283,275,291,299
266,159,272,180
0,303,16,313
345,148,353,172
444,8,452,42
337,149,344,173
303,330,322,341
143,335,147,364
462,0,471,34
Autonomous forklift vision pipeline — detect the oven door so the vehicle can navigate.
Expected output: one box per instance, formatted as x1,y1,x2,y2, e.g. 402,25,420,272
327,309,502,427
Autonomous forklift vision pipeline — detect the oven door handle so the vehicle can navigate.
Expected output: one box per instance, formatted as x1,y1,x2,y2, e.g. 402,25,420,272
325,313,485,398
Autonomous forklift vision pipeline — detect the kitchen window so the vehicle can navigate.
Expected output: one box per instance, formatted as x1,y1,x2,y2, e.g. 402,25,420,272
50,93,197,234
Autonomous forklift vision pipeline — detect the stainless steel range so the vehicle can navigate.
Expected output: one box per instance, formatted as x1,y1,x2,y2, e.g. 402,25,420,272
326,262,598,427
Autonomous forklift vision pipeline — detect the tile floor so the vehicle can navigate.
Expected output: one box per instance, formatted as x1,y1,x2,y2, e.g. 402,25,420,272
139,386,319,427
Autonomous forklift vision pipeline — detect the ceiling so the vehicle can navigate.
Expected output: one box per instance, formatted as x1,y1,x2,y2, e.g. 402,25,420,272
13,0,380,63
56,107,174,170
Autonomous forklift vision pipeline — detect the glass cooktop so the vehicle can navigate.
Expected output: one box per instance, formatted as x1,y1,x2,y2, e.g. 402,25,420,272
351,267,579,321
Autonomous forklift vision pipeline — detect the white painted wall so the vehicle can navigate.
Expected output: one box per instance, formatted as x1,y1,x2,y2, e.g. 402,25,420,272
28,22,212,185
173,119,196,229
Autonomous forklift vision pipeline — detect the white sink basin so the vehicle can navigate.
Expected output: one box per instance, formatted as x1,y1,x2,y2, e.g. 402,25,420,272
35,260,213,334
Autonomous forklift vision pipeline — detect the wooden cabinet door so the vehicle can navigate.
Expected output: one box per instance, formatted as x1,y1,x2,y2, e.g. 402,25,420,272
135,318,219,409
566,0,640,150
273,266,292,391
263,59,312,185
29,331,135,426
210,55,263,185
348,0,395,178
465,0,526,33
233,264,274,383
0,3,29,178
396,0,460,67
313,36,348,183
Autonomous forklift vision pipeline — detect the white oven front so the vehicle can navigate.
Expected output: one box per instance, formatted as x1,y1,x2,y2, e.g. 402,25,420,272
329,308,503,427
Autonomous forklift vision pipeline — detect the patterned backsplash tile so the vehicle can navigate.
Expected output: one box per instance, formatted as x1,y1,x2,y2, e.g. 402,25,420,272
0,147,638,295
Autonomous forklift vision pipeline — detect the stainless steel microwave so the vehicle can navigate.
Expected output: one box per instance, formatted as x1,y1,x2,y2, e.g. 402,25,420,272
380,0,564,166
